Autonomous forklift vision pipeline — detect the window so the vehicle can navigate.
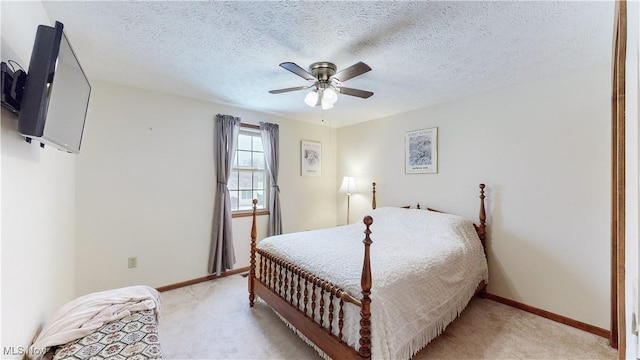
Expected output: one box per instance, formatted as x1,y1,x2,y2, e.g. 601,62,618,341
229,126,268,212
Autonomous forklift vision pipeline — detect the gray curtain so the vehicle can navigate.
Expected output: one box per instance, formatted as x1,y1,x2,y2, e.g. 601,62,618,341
259,122,282,236
208,114,241,275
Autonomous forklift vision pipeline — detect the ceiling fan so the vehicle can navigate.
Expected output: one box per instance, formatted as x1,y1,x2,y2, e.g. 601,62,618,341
268,61,374,109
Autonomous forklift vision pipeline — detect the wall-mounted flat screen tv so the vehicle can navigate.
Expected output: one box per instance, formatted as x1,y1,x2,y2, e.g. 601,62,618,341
18,21,91,154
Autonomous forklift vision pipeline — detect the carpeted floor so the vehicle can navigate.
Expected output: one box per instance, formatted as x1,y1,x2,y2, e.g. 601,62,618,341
158,274,616,359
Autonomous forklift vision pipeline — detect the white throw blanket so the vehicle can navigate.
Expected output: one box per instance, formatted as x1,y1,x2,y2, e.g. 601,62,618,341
258,207,488,360
28,285,161,359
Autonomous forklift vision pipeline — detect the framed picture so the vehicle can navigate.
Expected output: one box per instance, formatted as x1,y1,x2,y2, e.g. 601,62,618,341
301,140,322,176
405,127,438,174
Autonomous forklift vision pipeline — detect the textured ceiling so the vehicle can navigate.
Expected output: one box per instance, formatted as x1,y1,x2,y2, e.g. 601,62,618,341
40,1,614,127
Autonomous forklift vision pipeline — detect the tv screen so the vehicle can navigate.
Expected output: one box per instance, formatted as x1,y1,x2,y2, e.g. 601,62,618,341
18,21,90,154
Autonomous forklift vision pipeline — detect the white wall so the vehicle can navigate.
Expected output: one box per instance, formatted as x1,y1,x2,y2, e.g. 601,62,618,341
75,81,337,295
338,64,611,329
1,1,76,355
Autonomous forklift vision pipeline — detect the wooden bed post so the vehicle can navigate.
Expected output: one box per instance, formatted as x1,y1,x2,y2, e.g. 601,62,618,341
249,199,258,307
477,184,487,249
371,183,376,210
358,215,373,359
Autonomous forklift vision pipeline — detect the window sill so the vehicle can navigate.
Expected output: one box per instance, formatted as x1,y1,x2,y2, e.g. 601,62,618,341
232,209,269,218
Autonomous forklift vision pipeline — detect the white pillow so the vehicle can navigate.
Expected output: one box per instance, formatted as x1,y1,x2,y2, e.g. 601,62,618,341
368,206,472,234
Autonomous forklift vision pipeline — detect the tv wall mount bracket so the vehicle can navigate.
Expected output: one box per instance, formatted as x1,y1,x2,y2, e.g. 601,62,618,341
1,60,27,115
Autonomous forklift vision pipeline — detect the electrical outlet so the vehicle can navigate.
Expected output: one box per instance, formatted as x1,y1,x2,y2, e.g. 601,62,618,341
128,256,137,269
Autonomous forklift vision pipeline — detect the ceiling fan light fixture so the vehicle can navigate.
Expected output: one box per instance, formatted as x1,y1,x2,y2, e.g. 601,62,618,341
269,61,373,110
304,90,319,107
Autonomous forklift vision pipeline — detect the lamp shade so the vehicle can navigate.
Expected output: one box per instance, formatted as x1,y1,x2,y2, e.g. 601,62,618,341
321,99,334,110
304,90,318,107
323,88,338,104
338,176,358,194
321,88,337,110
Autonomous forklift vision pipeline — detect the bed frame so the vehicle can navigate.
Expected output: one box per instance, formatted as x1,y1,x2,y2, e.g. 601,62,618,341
248,183,487,360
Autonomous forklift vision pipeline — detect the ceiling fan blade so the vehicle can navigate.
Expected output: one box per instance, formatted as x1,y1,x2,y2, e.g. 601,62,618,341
268,85,311,94
337,86,374,99
279,62,316,81
331,62,372,82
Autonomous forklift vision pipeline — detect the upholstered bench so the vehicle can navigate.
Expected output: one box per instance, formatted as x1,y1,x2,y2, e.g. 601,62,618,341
52,309,162,359
28,286,162,360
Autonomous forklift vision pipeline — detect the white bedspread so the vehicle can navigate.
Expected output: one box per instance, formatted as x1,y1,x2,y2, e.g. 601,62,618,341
257,207,488,360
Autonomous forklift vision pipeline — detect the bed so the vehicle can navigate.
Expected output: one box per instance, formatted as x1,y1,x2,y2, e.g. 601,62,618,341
248,183,488,360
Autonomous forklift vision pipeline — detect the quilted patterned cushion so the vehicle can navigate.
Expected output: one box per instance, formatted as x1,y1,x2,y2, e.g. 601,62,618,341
53,309,162,360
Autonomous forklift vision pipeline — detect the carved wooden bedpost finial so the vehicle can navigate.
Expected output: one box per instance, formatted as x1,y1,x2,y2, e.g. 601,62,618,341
249,199,258,307
371,182,377,210
478,184,487,249
359,215,373,359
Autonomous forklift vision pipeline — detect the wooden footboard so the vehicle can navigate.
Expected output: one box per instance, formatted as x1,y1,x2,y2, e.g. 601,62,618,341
249,199,373,359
